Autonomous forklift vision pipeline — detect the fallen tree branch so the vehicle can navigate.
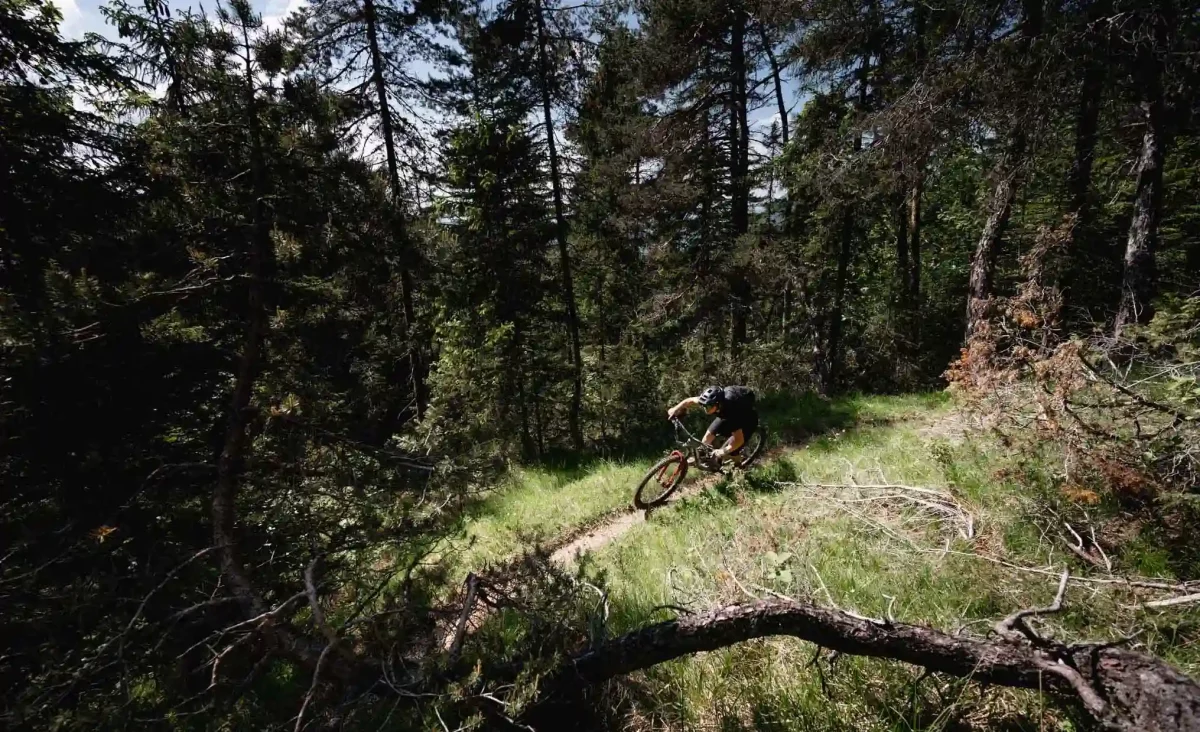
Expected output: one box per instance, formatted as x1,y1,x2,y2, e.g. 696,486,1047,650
922,547,1194,594
448,573,480,662
1140,592,1200,609
787,481,954,499
784,481,975,540
995,569,1069,642
1078,355,1199,424
535,598,1200,731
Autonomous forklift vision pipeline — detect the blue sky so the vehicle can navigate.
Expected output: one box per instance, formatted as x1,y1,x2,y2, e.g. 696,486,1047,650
55,0,306,40
54,0,804,170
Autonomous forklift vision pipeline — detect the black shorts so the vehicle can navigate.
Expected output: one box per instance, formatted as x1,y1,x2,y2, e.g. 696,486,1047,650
708,412,759,452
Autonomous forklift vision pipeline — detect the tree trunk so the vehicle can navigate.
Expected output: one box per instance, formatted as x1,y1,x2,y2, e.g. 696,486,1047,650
782,281,792,334
1066,61,1104,231
965,134,1026,342
212,28,354,681
152,2,187,117
216,23,278,626
513,334,536,459
728,1,750,357
762,24,792,339
760,26,789,147
964,0,1041,344
823,55,869,393
534,0,584,451
907,170,923,310
531,599,1200,732
363,0,424,423
1114,22,1166,341
825,208,853,392
896,193,909,303
906,3,926,330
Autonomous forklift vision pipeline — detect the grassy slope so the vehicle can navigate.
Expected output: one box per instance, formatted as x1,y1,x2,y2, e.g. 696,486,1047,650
454,392,1199,730
450,460,652,572
578,398,1199,730
443,392,940,579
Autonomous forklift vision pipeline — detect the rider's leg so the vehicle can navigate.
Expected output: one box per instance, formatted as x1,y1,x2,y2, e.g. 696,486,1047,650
703,416,725,446
722,430,745,463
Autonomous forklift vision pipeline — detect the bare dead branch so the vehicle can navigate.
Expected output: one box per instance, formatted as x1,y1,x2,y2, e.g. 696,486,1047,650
1140,592,1200,609
294,643,334,732
996,569,1070,641
1079,355,1198,424
922,547,1195,594
96,547,218,659
448,573,480,662
786,480,975,541
534,597,1200,731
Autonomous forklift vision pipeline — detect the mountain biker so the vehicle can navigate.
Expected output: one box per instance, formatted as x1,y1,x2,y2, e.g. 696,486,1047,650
666,385,758,465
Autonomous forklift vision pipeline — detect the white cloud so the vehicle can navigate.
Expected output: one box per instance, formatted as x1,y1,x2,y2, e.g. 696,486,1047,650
752,110,782,132
53,0,88,38
262,0,306,31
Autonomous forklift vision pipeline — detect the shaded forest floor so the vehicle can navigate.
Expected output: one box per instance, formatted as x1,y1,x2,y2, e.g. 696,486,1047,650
441,393,1200,730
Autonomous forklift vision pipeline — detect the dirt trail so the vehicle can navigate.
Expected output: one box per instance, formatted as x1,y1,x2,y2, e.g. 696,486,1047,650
440,408,957,650
439,454,774,652
548,470,725,565
549,444,789,566
545,405,968,566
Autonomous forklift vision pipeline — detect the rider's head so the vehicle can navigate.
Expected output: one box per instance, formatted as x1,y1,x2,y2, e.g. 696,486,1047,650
697,385,724,415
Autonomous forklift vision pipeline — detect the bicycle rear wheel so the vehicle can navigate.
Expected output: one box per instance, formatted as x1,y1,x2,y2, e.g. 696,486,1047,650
634,454,688,509
738,425,768,469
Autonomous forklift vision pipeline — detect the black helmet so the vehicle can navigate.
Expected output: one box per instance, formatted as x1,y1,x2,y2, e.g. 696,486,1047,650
697,385,724,407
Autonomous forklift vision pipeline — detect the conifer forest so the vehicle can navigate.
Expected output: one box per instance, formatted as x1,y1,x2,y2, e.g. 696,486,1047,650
3,0,1200,728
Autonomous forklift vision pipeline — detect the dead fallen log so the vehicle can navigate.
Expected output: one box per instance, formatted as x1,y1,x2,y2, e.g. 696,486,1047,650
536,599,1200,731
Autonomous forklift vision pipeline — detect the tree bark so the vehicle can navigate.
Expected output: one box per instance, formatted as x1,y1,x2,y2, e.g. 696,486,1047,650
1114,17,1166,341
965,133,1026,342
535,599,1200,732
534,0,584,451
762,24,793,338
1066,60,1104,231
823,55,869,393
363,0,425,423
729,1,750,357
213,27,356,682
907,170,923,310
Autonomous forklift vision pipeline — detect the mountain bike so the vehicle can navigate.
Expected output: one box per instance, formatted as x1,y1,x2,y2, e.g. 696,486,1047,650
632,417,767,509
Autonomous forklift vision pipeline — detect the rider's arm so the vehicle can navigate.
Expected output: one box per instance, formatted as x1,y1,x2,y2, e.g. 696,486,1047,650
667,396,700,420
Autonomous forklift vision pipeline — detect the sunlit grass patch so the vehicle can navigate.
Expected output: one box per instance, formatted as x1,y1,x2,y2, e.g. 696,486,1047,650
575,395,1195,730
447,460,650,573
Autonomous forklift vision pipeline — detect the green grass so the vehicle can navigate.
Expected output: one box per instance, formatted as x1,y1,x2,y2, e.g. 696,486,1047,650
560,397,1198,731
441,392,950,581
448,460,652,573
447,391,1198,729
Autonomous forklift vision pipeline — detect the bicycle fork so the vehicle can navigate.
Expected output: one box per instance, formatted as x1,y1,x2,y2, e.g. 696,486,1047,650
656,450,685,486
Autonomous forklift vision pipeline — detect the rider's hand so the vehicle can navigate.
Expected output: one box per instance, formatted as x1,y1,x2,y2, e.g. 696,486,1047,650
666,407,679,420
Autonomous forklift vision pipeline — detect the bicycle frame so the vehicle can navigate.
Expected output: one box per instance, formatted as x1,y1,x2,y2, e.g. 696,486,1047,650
669,418,721,472
641,419,729,505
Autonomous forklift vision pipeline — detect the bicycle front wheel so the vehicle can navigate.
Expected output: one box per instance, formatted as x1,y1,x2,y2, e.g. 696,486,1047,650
634,454,688,509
